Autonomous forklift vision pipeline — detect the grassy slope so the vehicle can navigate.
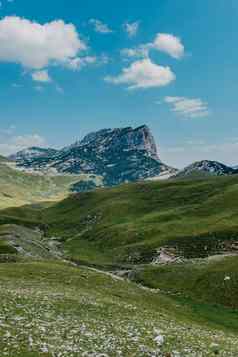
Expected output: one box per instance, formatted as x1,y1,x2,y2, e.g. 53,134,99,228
0,224,58,260
0,155,9,162
38,175,238,265
0,162,103,209
0,261,237,356
133,256,238,309
0,175,238,354
1,175,238,317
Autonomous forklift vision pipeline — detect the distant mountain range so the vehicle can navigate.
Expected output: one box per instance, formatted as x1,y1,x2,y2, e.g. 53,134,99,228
8,126,238,186
9,125,176,186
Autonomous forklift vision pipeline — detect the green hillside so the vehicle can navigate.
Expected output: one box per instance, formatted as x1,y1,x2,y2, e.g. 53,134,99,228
0,224,59,261
0,175,238,355
1,174,238,265
133,255,238,309
0,161,102,209
1,174,238,267
35,175,238,266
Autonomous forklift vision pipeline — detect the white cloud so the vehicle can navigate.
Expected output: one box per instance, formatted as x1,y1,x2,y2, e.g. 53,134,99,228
32,70,51,83
63,54,109,71
64,56,97,70
0,16,86,69
164,96,210,118
120,45,149,59
0,133,47,156
152,33,184,59
121,33,185,60
89,19,113,34
105,58,175,90
123,21,140,38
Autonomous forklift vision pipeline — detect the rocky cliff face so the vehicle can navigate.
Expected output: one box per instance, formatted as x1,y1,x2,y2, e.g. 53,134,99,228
74,125,160,160
10,125,175,186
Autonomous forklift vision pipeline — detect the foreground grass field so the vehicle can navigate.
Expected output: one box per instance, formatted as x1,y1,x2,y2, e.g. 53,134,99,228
0,261,238,356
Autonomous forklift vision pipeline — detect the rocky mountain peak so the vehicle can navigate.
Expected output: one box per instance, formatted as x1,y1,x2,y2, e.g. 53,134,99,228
70,125,160,161
8,125,175,186
176,160,237,178
132,125,159,160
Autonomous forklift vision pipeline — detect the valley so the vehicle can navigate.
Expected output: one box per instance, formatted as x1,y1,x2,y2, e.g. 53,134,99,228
0,168,238,355
0,128,238,356
0,0,236,354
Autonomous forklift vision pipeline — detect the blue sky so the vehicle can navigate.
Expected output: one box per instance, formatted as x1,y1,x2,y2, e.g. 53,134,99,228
0,0,237,168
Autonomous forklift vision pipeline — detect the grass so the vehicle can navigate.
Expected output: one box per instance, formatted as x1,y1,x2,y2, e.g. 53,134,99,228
0,224,58,260
0,239,17,254
35,175,238,266
0,174,238,265
0,174,238,354
0,261,238,356
0,162,102,209
132,256,238,309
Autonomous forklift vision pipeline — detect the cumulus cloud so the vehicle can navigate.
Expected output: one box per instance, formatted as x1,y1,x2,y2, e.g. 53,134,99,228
89,19,113,34
0,16,86,70
105,58,175,90
32,70,52,83
152,33,184,59
0,133,47,156
123,21,140,38
164,96,210,118
121,33,185,60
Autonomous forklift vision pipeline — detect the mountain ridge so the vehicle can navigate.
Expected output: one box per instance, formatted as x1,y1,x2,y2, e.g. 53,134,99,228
7,127,238,186
176,160,238,178
9,125,176,186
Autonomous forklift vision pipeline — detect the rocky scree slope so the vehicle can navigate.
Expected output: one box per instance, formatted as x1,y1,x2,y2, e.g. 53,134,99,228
10,125,175,186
